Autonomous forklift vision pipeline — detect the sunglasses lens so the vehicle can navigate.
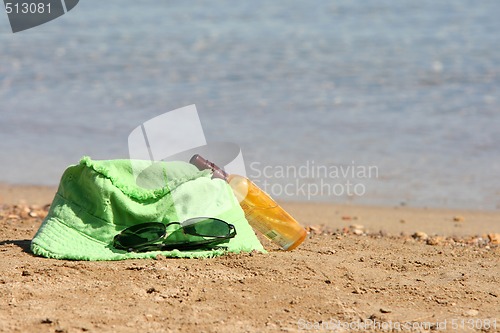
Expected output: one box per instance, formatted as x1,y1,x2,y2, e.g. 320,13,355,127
114,222,166,249
182,217,233,237
113,218,236,252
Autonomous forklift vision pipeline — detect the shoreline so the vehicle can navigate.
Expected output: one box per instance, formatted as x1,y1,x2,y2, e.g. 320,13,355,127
0,183,58,206
1,183,498,238
281,201,500,237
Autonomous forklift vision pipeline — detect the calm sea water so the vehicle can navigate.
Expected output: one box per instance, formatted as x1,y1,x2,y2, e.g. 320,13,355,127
0,1,499,209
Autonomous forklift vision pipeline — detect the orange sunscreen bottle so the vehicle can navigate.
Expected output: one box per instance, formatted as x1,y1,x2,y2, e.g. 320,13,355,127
190,154,307,250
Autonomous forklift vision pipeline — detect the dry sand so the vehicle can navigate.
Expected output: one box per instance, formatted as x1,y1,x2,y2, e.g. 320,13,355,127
0,184,499,333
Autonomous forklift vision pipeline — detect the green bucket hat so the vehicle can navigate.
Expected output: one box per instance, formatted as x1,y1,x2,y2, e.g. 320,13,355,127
31,157,265,260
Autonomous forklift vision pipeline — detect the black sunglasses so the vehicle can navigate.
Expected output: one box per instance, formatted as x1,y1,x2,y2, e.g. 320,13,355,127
113,217,236,252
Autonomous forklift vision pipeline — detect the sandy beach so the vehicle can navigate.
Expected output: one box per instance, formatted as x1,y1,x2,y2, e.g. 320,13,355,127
0,184,499,332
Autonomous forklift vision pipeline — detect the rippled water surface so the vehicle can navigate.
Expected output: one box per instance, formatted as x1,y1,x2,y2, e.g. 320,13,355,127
0,0,499,209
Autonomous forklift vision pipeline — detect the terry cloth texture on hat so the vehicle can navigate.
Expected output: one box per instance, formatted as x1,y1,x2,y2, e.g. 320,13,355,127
31,157,265,260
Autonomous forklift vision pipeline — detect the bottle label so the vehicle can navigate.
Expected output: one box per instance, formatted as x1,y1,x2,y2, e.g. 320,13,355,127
264,229,294,250
265,230,279,239
240,199,296,250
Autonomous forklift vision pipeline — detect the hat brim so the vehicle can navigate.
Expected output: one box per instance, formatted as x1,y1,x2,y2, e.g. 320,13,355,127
31,214,252,261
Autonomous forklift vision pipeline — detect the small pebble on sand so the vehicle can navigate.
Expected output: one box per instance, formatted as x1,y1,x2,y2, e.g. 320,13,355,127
487,233,500,245
464,309,479,317
413,231,428,240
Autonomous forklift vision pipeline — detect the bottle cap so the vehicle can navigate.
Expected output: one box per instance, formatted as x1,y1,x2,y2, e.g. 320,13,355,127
189,154,228,180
